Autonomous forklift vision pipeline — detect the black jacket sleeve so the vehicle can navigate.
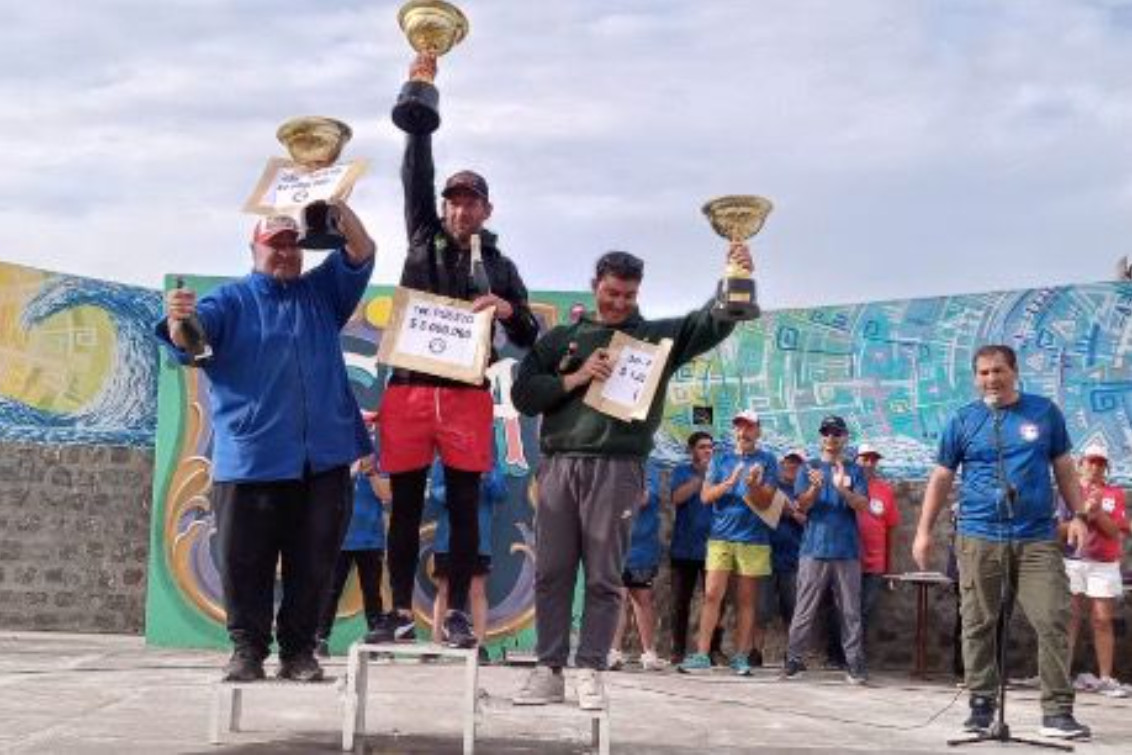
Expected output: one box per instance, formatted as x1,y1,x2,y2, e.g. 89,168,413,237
400,133,440,290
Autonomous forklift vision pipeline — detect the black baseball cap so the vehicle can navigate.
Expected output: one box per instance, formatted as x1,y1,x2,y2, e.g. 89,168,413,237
441,170,489,200
819,415,848,435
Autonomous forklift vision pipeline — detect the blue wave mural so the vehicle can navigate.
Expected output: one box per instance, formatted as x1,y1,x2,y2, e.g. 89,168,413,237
0,268,162,447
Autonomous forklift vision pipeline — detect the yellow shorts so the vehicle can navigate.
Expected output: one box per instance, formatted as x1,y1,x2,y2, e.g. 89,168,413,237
705,540,771,578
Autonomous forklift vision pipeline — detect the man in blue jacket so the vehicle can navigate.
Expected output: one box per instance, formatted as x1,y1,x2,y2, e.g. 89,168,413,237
158,203,376,683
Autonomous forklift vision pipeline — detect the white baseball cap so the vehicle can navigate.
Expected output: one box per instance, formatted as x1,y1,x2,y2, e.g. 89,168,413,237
1082,444,1109,463
731,410,760,426
856,443,883,459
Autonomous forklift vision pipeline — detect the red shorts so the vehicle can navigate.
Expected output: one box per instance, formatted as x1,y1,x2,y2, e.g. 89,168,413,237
379,385,494,474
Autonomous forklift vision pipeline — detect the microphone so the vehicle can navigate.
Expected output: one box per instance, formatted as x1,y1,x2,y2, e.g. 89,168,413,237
984,391,1018,514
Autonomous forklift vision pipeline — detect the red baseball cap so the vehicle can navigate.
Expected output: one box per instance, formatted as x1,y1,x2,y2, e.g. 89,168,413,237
251,215,300,245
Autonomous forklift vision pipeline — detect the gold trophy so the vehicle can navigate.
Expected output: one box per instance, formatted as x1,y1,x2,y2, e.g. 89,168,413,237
243,116,367,249
392,0,470,134
702,195,774,322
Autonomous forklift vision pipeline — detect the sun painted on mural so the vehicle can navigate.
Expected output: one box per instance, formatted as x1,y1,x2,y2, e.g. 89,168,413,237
0,261,162,447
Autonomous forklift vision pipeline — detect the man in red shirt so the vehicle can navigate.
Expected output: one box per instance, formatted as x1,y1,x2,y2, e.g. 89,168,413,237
1059,444,1129,698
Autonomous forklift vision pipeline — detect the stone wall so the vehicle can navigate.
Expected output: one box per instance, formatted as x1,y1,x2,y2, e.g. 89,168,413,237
0,441,153,633
626,477,1132,679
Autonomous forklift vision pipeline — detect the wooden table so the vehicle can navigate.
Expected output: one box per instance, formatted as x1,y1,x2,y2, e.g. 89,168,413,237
884,571,955,678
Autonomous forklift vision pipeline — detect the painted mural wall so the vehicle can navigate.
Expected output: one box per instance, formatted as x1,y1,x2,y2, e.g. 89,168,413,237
658,284,1132,485
144,274,587,653
144,276,1132,652
0,261,162,447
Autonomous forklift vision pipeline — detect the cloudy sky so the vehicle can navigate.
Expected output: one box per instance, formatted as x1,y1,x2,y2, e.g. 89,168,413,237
3,0,1132,314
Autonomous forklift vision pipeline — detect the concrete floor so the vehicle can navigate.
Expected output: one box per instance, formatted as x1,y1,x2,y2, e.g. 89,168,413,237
2,631,1130,754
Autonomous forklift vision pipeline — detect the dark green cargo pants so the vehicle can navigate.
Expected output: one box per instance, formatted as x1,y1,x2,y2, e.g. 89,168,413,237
956,535,1074,715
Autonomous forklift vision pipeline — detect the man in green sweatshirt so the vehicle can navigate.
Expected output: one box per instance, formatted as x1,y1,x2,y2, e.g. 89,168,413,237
509,244,752,710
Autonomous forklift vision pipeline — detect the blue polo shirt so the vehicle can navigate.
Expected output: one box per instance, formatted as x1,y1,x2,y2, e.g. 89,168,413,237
795,460,867,560
669,462,713,561
430,459,508,556
707,448,779,545
769,479,803,572
626,462,662,570
154,250,374,482
343,471,387,551
939,393,1071,542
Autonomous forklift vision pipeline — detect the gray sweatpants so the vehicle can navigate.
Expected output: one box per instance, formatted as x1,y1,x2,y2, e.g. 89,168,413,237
534,455,645,670
786,557,865,668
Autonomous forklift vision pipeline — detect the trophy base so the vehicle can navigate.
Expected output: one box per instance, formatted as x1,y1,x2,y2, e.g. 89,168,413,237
712,278,761,322
393,80,441,135
298,201,345,250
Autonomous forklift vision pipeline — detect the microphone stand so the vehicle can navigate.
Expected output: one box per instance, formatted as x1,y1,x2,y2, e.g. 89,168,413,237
948,405,1072,752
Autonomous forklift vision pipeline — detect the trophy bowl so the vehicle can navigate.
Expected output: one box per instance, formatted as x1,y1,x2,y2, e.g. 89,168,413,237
398,0,469,55
702,195,773,243
276,116,353,170
702,194,774,323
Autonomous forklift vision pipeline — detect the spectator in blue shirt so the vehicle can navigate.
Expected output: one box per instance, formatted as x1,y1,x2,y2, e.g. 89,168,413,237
667,431,724,665
316,437,390,657
609,461,667,672
751,448,807,666
679,410,778,677
429,455,508,657
158,205,376,683
913,344,1091,739
782,415,870,684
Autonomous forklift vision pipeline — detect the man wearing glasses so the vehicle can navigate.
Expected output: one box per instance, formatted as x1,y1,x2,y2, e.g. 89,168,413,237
781,415,870,684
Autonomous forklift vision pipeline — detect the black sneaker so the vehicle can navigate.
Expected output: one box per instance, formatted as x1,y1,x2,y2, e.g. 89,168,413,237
477,646,491,665
443,610,477,649
963,696,995,733
222,648,265,683
365,611,416,644
781,658,806,680
1039,713,1090,740
748,647,764,668
277,654,325,682
315,638,330,658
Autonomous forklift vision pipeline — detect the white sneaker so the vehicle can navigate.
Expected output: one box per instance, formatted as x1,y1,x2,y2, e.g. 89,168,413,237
1096,677,1129,698
606,648,624,671
512,666,565,705
640,651,668,672
576,668,607,711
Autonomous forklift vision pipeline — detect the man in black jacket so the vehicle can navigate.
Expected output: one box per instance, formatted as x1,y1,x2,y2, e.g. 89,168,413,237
370,52,539,649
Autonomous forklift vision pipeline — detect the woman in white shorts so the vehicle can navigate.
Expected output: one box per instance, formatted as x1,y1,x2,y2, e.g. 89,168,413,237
1059,445,1129,698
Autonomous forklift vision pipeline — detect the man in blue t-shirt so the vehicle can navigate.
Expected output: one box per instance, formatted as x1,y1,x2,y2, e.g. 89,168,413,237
609,460,667,671
782,415,870,684
751,448,807,666
679,410,778,676
158,206,376,683
667,431,724,664
913,344,1091,740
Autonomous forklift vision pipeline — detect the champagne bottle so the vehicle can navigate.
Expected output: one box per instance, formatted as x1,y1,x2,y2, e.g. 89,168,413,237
175,277,213,364
469,234,491,296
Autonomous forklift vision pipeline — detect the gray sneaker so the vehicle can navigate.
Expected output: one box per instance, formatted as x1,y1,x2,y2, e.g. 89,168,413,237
512,666,565,705
577,668,607,711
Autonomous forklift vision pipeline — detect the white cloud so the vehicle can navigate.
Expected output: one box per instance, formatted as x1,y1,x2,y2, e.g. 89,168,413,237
1,0,1131,315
